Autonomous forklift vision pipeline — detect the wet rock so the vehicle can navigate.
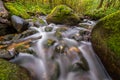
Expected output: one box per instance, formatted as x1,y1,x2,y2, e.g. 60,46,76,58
91,11,120,80
55,31,63,39
0,0,8,18
0,17,10,24
78,23,89,28
72,62,88,72
45,39,56,47
13,44,36,54
11,15,29,32
0,23,16,36
46,5,80,25
31,17,47,27
56,27,68,32
71,33,83,41
0,49,19,60
79,30,87,36
1,34,15,41
34,21,41,27
54,43,66,54
19,29,39,38
79,30,84,36
45,27,53,32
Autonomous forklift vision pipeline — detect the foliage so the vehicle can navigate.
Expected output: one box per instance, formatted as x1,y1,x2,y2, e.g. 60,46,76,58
5,2,30,19
4,0,120,19
5,1,51,19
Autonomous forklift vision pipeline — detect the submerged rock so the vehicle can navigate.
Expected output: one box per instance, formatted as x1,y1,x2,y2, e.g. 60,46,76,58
11,15,29,33
91,11,120,80
45,27,53,32
46,5,80,25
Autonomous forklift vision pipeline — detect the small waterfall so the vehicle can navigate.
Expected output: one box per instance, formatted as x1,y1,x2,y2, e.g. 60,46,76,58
8,18,112,80
79,42,112,80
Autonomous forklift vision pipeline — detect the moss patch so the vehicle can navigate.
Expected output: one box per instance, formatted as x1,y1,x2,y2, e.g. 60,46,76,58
5,2,30,19
99,10,120,56
0,59,31,80
46,5,80,25
91,10,120,80
5,2,51,19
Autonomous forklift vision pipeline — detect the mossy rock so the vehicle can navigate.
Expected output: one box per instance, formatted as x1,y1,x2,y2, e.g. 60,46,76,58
46,5,80,25
91,11,120,80
0,59,31,80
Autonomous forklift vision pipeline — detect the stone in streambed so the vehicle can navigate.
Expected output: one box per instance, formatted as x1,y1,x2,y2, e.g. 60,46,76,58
45,27,53,32
91,11,120,80
11,15,29,33
46,5,80,25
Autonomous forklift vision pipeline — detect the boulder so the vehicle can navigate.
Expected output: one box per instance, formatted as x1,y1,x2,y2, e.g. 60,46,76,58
46,5,80,25
11,15,29,33
91,11,120,80
0,59,31,80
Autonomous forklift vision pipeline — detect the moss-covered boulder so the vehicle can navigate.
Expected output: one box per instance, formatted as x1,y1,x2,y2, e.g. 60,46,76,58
91,11,120,80
0,59,31,80
46,5,80,25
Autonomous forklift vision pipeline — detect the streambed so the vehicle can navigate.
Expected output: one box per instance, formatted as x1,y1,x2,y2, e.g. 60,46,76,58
0,16,112,80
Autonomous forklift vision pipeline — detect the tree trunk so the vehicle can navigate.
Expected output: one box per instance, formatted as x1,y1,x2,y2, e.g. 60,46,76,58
97,0,104,9
49,0,53,8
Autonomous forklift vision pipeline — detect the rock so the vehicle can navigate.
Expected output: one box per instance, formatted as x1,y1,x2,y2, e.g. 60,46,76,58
0,59,31,80
56,27,68,32
19,29,39,38
0,17,10,24
0,0,8,18
54,43,66,55
46,5,80,25
45,39,56,47
71,33,83,41
55,31,63,39
0,23,16,36
45,27,53,32
11,15,29,32
31,17,47,27
91,11,120,80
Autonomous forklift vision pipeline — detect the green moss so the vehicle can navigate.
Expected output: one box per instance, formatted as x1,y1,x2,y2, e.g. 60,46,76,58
5,2,51,19
91,11,120,80
46,5,80,25
99,10,120,56
50,5,73,16
5,2,30,19
0,59,30,80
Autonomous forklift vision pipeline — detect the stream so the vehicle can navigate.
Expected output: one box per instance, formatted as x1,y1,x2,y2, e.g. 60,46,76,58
4,17,112,80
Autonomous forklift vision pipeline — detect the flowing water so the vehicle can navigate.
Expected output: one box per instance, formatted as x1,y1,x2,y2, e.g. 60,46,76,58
9,17,112,80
